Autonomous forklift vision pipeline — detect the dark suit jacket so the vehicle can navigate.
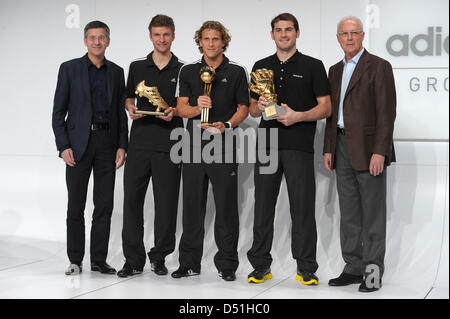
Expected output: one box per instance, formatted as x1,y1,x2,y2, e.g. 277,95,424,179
323,50,396,171
52,54,128,162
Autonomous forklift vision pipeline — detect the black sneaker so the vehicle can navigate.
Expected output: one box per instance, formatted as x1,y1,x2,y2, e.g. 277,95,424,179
171,266,200,278
151,260,168,276
117,263,143,278
248,268,272,283
90,261,116,274
219,269,236,282
296,271,319,286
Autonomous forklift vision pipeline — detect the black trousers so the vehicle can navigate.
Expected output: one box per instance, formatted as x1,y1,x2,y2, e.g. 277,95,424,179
178,162,239,272
122,148,181,269
247,149,318,273
66,130,116,265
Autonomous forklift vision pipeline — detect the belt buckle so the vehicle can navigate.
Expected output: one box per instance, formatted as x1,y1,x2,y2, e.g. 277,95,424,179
91,123,108,131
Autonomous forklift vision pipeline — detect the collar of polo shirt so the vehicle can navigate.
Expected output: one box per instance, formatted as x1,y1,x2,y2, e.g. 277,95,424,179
145,51,178,70
201,55,229,71
274,49,301,64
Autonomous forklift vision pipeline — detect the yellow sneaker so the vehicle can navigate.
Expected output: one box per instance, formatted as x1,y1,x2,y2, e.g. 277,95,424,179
296,271,319,286
248,268,272,283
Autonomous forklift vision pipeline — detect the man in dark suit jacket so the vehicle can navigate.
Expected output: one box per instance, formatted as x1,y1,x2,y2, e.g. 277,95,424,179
52,21,128,276
323,16,396,292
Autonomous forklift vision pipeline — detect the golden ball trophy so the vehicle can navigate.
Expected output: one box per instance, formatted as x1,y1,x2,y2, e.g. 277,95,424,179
199,66,215,124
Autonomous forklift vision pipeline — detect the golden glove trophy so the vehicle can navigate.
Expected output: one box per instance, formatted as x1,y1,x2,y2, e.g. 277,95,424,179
199,66,215,124
134,80,169,116
248,68,286,120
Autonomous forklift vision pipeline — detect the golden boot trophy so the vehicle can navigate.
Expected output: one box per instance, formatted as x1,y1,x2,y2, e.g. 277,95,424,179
248,68,286,120
199,66,215,124
134,80,169,116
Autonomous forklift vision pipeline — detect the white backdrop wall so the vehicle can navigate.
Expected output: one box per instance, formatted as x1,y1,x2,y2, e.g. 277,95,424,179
0,0,448,296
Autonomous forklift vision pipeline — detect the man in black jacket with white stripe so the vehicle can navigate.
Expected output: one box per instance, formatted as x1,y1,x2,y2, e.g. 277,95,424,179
173,20,249,282
118,15,184,278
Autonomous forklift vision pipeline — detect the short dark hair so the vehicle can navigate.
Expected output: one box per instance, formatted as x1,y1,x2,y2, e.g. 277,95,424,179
84,20,110,38
148,14,175,33
271,13,299,31
194,20,231,53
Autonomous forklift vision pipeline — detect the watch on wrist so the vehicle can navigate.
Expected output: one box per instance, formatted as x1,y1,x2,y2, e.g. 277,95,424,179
225,121,232,129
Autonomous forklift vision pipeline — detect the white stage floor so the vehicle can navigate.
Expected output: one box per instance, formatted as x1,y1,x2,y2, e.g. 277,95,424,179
1,143,448,300
0,237,446,299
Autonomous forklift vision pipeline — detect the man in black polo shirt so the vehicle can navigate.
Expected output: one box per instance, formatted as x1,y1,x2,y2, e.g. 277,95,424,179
172,20,249,282
247,13,331,285
117,15,184,277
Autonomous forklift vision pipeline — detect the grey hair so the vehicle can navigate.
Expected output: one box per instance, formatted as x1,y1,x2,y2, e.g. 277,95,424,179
337,16,364,33
84,20,110,38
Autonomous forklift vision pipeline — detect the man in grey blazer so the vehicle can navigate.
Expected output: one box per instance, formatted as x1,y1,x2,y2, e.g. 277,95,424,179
323,16,396,292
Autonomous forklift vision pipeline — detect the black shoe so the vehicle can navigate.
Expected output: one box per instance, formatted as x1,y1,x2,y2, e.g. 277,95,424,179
151,260,168,276
296,271,319,286
65,263,82,275
359,277,382,292
117,263,143,278
171,266,200,278
91,262,116,274
328,272,363,286
219,269,236,282
248,268,272,284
